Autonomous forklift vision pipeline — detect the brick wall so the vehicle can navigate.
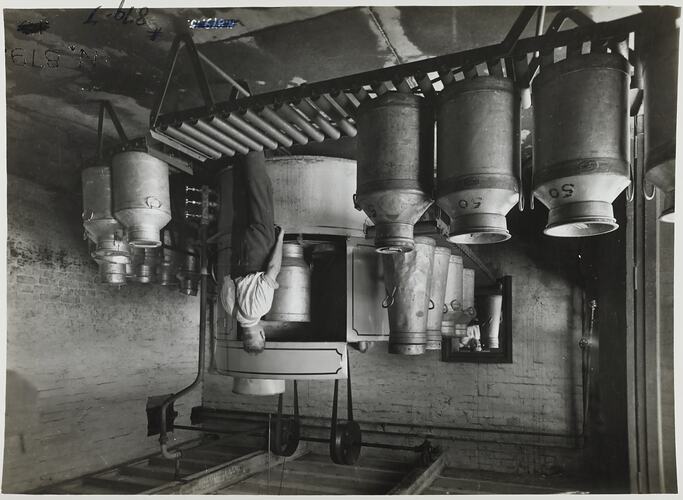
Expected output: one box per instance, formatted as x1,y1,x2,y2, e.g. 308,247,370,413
203,210,587,477
4,174,201,493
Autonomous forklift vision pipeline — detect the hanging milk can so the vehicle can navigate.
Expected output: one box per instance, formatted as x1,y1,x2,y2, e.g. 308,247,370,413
441,253,463,339
532,52,631,237
426,245,452,350
382,236,436,355
112,151,172,247
355,92,434,253
82,165,130,265
436,76,520,244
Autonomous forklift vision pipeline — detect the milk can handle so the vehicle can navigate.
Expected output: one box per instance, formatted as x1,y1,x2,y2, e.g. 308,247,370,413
625,161,635,202
382,286,397,308
643,181,656,201
450,299,462,311
428,299,435,310
442,304,448,314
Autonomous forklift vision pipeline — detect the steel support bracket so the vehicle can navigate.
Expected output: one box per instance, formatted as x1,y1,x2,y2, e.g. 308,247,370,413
149,32,215,129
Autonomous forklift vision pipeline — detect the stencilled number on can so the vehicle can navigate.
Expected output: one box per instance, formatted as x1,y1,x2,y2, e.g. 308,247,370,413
549,183,575,199
458,197,483,209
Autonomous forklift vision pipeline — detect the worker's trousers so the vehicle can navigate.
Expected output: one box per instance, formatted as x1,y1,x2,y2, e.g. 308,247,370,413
230,151,276,278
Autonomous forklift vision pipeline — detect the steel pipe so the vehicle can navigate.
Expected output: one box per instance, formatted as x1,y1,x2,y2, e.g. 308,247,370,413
209,116,263,152
297,99,342,140
179,122,236,157
277,104,325,142
243,109,294,147
164,126,223,159
260,106,308,145
316,95,358,137
193,119,249,155
159,224,208,460
225,112,279,150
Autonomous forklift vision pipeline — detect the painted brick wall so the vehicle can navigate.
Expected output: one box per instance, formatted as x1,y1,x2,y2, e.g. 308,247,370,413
4,174,201,493
203,211,586,477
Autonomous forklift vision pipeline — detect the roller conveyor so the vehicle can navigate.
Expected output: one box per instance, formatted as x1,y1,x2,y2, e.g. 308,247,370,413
148,9,644,164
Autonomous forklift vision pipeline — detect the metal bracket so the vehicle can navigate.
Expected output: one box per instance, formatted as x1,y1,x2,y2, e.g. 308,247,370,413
521,8,597,89
95,100,129,160
148,12,644,163
454,243,498,285
149,33,215,129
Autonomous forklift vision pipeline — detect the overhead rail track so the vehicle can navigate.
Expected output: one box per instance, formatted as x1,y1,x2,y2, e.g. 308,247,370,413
148,8,645,164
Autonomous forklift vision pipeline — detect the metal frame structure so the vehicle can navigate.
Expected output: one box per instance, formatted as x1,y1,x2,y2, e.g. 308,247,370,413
147,8,644,164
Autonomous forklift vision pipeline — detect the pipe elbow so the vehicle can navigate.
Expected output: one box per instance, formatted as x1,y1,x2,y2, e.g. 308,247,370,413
161,443,181,460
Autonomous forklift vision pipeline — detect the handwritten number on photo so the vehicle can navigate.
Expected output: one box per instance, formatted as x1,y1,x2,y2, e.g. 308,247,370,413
136,7,149,26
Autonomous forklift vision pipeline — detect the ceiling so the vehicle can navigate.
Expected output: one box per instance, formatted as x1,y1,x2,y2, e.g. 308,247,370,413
4,5,640,194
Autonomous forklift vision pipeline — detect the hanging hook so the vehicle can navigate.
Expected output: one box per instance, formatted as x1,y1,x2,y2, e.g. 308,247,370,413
626,161,635,203
382,286,397,309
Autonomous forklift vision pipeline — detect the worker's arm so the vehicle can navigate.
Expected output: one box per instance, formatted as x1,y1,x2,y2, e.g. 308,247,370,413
264,226,285,284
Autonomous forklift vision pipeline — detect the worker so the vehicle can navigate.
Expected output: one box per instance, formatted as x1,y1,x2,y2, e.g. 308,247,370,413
220,151,285,354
